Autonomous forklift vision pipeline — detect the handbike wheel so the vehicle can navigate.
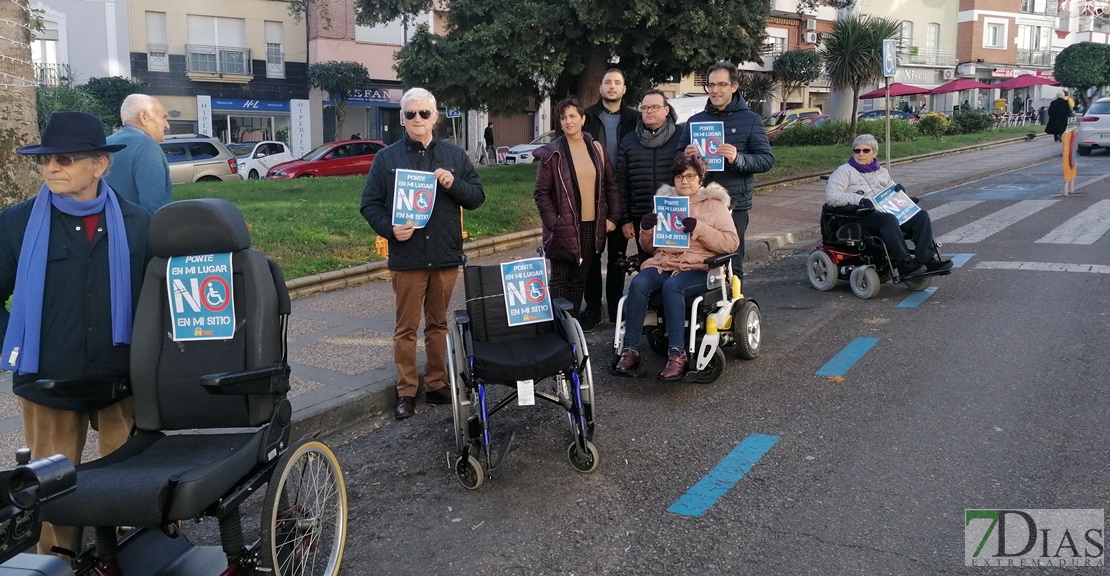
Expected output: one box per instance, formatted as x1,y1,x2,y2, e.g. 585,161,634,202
262,438,347,576
566,440,600,473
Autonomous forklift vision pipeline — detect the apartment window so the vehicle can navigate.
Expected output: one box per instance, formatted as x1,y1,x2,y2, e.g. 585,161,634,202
265,21,284,78
900,21,913,48
186,15,249,75
146,12,168,72
926,23,940,52
984,23,1004,48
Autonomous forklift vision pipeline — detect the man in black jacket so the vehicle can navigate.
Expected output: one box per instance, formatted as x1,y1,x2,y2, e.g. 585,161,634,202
361,88,486,420
616,89,683,258
679,61,774,276
583,68,638,329
1,111,152,554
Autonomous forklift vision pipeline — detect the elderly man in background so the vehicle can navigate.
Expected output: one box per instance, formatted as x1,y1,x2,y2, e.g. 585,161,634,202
360,88,486,420
104,94,172,214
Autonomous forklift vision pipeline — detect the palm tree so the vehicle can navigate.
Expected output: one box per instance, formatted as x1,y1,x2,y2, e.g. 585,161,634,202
819,14,902,139
737,71,777,117
0,0,39,204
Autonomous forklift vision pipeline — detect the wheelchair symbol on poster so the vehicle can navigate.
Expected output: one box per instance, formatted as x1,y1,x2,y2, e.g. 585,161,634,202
202,277,231,311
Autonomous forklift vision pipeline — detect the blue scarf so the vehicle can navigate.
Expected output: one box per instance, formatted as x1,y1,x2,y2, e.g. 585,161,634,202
2,182,132,374
849,156,881,173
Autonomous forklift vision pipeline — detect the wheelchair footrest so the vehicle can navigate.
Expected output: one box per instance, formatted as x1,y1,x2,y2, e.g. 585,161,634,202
487,429,516,474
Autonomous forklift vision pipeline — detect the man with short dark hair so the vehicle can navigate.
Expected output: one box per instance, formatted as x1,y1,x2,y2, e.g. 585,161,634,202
679,61,774,276
2,111,152,554
616,89,683,258
582,68,638,330
361,88,486,420
484,121,496,165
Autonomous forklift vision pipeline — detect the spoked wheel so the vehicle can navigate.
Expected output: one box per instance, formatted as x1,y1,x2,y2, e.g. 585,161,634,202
566,440,600,473
455,453,484,490
262,439,347,576
849,265,881,299
690,347,727,383
734,300,761,360
807,251,837,291
902,275,932,291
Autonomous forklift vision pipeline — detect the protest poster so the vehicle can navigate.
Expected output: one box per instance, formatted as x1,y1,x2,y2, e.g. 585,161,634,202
392,169,437,228
653,195,691,249
690,121,725,171
871,184,921,225
166,253,235,341
500,257,553,327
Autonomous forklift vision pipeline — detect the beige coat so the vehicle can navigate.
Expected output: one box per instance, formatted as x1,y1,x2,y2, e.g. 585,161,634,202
638,182,739,272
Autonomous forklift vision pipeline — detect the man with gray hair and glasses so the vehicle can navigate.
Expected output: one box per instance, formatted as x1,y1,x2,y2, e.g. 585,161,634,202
361,88,486,420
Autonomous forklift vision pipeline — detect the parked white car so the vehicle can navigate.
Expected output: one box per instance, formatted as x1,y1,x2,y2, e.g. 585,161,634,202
227,141,295,179
1077,96,1110,156
503,131,555,164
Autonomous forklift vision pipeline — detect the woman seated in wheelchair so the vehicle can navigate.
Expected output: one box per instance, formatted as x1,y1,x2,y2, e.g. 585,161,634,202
825,134,952,276
613,154,739,380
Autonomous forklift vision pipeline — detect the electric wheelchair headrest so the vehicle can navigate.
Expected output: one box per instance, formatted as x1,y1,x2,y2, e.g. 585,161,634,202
150,199,252,257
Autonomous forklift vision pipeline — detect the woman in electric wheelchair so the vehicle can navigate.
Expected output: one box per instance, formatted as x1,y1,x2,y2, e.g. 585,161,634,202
613,154,740,380
825,134,952,277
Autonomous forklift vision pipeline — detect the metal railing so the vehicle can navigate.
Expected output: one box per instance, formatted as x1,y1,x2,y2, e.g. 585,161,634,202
185,44,251,75
1016,49,1055,66
32,63,68,86
900,47,957,66
1019,0,1058,16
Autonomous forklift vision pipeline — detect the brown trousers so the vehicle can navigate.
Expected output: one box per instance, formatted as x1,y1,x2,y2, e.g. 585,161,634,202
391,267,459,398
18,397,135,556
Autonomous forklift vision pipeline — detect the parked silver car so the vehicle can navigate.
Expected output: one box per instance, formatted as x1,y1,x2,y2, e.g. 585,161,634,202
160,136,241,184
1077,97,1110,156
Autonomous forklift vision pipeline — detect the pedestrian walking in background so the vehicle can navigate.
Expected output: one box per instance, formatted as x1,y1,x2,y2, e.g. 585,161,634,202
104,94,172,214
1045,91,1071,142
484,121,496,165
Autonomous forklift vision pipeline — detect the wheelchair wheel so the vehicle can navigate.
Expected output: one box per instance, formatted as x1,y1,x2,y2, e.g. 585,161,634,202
455,454,484,490
647,328,668,356
807,251,838,291
262,439,347,576
734,300,761,360
690,348,727,383
902,275,932,291
567,440,600,473
849,266,881,299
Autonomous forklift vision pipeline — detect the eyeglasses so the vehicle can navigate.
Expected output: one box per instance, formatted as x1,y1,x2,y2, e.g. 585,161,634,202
852,148,873,154
403,110,433,120
675,173,700,183
36,154,94,166
639,105,664,113
704,81,736,91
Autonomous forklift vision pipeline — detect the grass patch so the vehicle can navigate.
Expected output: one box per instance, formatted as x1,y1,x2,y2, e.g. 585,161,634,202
175,128,1032,279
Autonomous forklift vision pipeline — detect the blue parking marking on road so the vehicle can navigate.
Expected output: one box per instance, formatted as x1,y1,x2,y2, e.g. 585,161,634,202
668,433,780,517
815,337,879,377
896,287,938,308
948,253,975,268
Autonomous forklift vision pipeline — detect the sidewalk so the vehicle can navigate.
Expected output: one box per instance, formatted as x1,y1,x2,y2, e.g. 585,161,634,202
0,137,1062,448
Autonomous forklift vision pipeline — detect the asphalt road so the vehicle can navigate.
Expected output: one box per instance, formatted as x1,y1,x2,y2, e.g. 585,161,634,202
327,155,1109,575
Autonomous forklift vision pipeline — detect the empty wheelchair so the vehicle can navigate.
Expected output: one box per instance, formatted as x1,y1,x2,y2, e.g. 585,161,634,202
446,264,597,490
35,199,346,576
807,203,951,299
611,254,761,383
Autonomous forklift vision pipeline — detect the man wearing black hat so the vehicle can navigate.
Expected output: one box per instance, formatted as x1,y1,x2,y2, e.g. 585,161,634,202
0,111,152,554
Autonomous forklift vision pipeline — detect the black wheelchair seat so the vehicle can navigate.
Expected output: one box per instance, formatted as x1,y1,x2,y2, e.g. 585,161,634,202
472,332,574,383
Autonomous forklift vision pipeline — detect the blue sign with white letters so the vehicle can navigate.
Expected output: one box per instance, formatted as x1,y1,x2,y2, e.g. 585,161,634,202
690,122,725,171
166,253,236,341
392,169,438,228
653,195,691,249
501,258,553,327
211,98,290,112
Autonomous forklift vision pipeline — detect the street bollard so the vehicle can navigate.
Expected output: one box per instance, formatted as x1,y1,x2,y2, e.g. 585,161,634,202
375,236,388,258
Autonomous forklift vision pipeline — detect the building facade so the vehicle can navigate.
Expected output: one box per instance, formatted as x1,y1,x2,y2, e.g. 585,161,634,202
31,0,129,86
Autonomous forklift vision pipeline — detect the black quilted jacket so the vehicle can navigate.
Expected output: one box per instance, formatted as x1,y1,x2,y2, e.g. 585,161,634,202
615,121,684,223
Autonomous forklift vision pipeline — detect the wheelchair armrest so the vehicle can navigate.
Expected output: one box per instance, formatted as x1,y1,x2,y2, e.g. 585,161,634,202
453,310,470,326
822,203,863,216
200,364,290,396
703,253,737,269
552,298,574,312
35,377,131,401
910,196,921,204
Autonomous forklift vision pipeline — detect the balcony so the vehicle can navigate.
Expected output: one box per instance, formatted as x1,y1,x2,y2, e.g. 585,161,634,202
1017,49,1056,67
1019,0,1058,16
32,63,70,86
185,44,253,83
900,47,958,67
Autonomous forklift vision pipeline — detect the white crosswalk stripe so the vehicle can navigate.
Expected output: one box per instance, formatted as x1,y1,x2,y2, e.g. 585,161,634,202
1035,200,1110,245
936,200,1059,244
975,261,1110,274
926,200,981,222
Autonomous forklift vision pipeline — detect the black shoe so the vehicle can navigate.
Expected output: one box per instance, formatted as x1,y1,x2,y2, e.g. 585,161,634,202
897,258,926,276
425,386,452,405
579,308,600,333
925,259,954,272
394,396,415,420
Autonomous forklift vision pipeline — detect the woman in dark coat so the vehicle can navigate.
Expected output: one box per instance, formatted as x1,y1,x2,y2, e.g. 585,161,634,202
1045,91,1072,142
533,98,622,316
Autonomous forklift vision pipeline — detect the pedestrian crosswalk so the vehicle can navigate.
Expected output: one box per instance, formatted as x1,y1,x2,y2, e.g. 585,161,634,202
928,198,1110,246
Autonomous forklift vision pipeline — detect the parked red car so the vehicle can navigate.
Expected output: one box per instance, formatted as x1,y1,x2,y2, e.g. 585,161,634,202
266,139,387,179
